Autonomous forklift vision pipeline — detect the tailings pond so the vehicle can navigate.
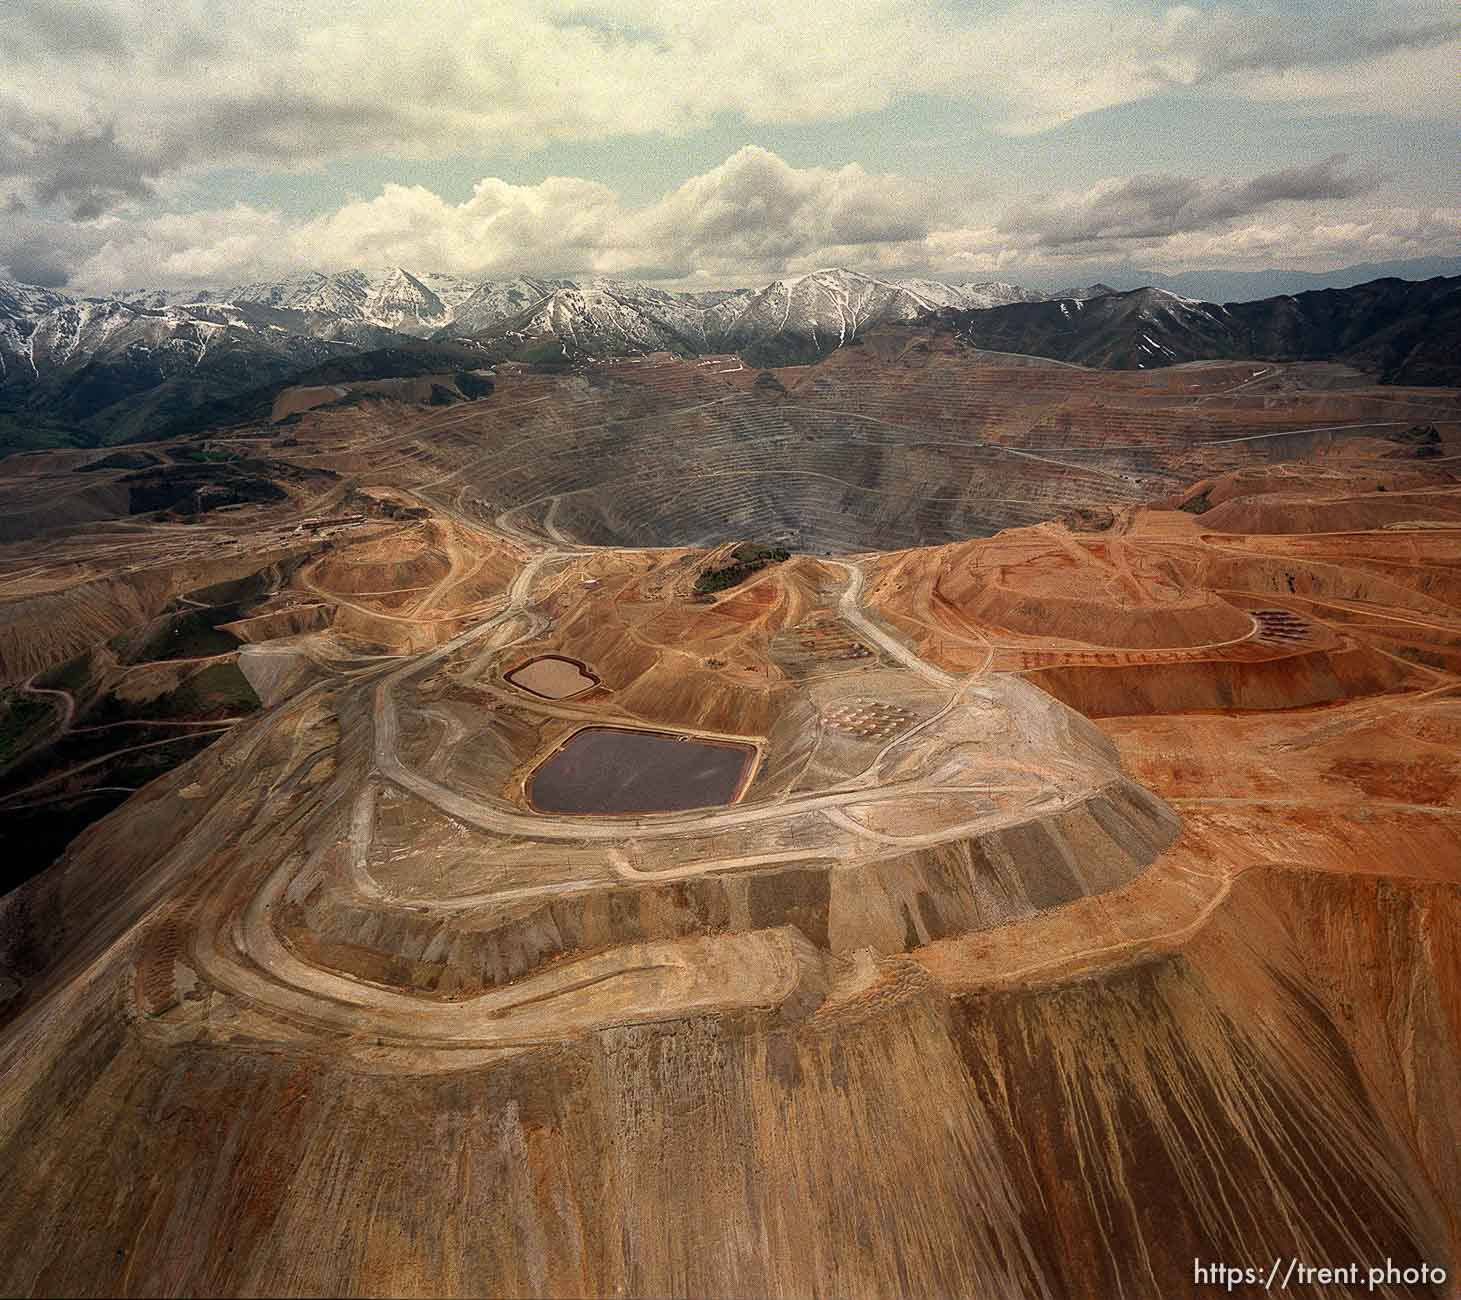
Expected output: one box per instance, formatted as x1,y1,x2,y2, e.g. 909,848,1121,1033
506,655,598,699
527,726,757,815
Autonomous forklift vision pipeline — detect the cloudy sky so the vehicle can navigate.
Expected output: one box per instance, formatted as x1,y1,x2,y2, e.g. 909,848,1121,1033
2,0,1457,291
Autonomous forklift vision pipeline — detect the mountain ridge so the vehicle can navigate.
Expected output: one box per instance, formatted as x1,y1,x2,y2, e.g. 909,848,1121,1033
0,267,1047,450
930,275,1461,384
1053,255,1461,304
2,267,1457,455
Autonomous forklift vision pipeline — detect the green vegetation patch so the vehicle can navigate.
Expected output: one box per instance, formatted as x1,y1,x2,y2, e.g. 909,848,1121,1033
0,689,58,765
1177,489,1213,515
1388,423,1441,445
0,410,95,458
1386,423,1443,459
169,441,243,464
331,390,390,410
34,651,93,695
128,610,242,663
165,662,261,717
693,544,792,596
122,462,289,516
515,340,569,365
181,564,283,609
453,370,495,399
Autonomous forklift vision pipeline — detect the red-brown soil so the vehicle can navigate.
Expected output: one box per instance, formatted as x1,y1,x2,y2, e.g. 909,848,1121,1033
0,350,1457,1297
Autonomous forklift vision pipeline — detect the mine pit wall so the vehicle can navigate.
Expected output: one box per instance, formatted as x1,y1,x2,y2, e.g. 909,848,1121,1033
2,778,213,1041
0,543,322,686
0,677,340,1017
236,644,321,709
285,778,1178,1000
1,866,1453,1297
1199,491,1461,536
1028,641,1416,716
224,602,335,645
0,480,133,544
936,868,1459,1299
1202,543,1461,616
950,583,1254,650
1000,535,1461,714
741,695,822,797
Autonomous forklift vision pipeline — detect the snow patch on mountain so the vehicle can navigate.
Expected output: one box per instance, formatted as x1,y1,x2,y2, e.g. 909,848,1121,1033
1,265,1063,404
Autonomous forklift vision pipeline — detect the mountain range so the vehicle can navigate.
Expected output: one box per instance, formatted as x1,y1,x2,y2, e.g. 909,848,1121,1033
936,275,1461,385
0,268,1043,451
1041,255,1461,305
1,266,1456,455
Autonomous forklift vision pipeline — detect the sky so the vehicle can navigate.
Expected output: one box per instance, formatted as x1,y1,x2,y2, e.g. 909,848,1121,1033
1,0,1457,292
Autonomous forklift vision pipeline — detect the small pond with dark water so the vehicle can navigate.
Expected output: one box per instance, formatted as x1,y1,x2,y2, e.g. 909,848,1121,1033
527,726,757,815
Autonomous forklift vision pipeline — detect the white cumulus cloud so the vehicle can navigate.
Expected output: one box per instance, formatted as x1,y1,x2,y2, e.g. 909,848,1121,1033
8,147,1449,294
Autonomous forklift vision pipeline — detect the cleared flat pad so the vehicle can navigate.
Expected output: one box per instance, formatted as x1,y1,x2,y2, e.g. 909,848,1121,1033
529,726,756,815
506,655,598,699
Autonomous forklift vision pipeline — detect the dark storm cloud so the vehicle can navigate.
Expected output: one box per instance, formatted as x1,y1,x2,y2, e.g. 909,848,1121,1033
1,242,72,288
0,89,412,222
0,0,1454,228
1192,11,1460,78
0,100,167,219
0,208,108,287
1009,155,1384,249
1236,155,1385,208
28,127,162,220
6,0,129,57
177,95,420,169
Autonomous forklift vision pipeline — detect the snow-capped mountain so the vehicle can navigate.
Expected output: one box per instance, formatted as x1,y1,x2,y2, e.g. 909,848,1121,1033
0,282,78,383
935,285,1246,370
6,266,1051,443
950,280,1048,310
225,270,373,318
9,265,1449,453
440,276,574,337
104,266,1047,359
0,282,405,444
1050,283,1121,302
359,268,449,333
706,269,1042,363
0,281,75,320
437,268,1046,365
120,269,480,335
118,287,216,311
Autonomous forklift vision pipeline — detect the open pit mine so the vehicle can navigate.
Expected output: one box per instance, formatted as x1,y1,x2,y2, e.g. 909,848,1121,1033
1,328,1459,1298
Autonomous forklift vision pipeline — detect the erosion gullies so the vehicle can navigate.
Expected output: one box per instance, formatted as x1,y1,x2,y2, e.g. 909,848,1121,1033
935,867,1459,1298
0,790,1454,1295
0,338,1457,1295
